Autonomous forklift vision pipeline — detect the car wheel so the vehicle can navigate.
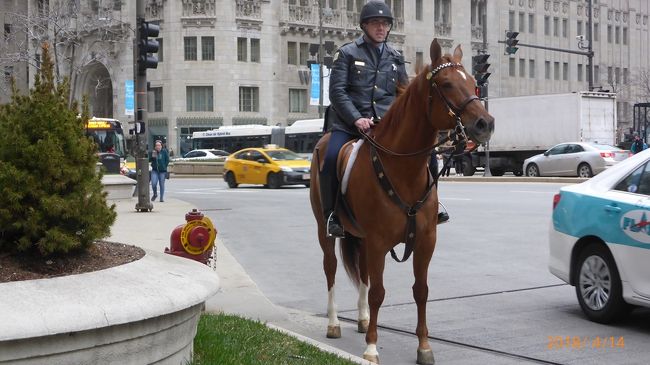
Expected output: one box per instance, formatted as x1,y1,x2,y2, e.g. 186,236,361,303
267,172,283,189
574,243,630,323
513,169,523,176
525,163,540,177
304,182,310,188
577,163,593,178
225,171,238,188
490,168,505,176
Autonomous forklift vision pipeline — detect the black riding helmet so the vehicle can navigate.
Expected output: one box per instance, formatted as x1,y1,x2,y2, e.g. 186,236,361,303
359,1,393,42
359,1,393,25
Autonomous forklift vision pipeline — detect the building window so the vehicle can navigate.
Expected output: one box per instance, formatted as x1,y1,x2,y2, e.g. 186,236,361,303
563,62,568,81
237,37,248,62
529,59,535,78
623,27,628,45
250,38,260,63
415,51,423,69
157,38,163,62
509,58,515,77
554,62,560,80
578,64,583,82
607,66,613,84
509,11,515,31
562,18,567,38
594,23,599,41
288,41,297,65
623,68,629,84
519,58,525,77
594,65,600,84
184,37,197,61
299,42,309,66
553,17,559,37
544,16,550,36
615,26,620,44
519,12,525,32
615,67,620,85
577,20,583,37
545,61,551,79
528,14,535,33
289,89,307,113
202,37,214,61
434,0,451,25
607,25,612,43
415,0,422,21
186,86,213,112
239,86,259,112
150,87,163,113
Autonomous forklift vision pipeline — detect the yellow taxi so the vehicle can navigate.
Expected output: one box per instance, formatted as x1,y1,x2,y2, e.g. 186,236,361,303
223,145,311,189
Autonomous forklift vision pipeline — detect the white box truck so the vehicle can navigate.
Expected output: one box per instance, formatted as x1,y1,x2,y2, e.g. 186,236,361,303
462,91,617,176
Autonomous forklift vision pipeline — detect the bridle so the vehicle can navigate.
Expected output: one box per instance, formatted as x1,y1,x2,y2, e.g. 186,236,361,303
360,61,480,157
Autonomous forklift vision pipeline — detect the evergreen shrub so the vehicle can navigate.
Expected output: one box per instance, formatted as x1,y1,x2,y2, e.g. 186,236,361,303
0,43,116,256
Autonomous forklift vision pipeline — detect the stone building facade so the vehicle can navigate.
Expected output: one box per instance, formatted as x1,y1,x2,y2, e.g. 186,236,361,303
1,0,649,155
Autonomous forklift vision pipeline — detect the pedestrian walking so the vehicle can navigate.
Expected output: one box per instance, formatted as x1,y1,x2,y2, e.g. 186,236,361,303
150,140,169,202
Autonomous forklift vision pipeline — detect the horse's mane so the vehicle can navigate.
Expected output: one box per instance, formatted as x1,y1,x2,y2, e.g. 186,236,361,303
375,54,455,139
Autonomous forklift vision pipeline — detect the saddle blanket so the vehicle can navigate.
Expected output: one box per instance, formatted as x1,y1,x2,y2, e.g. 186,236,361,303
341,139,364,195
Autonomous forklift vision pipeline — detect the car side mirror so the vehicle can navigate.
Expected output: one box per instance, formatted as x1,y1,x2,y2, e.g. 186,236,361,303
544,151,550,157
256,158,267,164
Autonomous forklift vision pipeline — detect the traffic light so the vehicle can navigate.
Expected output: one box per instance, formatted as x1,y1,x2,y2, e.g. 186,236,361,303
137,18,159,74
472,54,490,100
505,31,519,55
472,54,491,86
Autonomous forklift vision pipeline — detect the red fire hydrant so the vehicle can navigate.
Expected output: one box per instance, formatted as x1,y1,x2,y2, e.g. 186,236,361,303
166,209,217,265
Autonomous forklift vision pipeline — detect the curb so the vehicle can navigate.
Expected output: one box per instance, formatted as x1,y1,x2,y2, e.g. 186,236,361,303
266,324,374,365
439,176,587,183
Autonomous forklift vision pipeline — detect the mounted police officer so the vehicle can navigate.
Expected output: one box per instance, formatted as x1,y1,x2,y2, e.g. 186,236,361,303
320,0,409,238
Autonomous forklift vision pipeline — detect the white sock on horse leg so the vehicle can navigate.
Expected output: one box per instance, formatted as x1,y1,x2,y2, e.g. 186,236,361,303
358,282,370,321
364,344,379,356
328,287,340,327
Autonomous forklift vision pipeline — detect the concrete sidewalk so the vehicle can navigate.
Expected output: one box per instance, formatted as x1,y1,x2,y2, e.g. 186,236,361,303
108,197,371,364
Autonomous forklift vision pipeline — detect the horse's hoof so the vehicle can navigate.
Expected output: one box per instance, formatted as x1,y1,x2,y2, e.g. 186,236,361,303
363,354,379,364
416,348,435,365
326,325,341,338
357,319,369,333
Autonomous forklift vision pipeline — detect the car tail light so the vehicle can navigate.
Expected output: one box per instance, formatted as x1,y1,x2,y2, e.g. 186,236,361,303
600,152,614,158
552,193,561,209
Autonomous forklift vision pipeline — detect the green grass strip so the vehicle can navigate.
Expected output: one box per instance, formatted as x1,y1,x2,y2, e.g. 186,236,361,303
191,313,358,365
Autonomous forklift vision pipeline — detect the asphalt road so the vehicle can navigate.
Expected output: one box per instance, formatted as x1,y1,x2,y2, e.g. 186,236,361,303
167,178,650,365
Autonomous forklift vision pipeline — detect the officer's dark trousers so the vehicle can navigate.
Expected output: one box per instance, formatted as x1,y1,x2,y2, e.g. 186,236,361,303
320,130,356,217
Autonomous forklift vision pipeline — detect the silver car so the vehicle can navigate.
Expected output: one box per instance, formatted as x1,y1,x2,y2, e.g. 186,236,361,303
523,142,630,177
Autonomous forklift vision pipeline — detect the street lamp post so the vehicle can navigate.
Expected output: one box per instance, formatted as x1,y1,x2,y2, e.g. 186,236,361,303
318,0,324,118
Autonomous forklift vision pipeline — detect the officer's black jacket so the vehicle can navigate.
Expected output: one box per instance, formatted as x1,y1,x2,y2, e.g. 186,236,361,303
327,36,409,136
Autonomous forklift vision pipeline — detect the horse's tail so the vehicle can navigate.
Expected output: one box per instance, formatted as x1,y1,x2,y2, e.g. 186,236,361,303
340,236,361,288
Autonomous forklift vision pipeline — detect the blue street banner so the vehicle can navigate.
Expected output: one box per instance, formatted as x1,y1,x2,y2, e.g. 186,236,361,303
125,80,134,116
310,63,320,106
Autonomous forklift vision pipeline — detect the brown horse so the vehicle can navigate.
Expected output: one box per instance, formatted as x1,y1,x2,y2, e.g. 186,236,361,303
309,38,494,364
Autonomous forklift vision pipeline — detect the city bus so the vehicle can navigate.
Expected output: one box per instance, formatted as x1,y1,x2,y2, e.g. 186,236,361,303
191,119,324,155
84,117,133,172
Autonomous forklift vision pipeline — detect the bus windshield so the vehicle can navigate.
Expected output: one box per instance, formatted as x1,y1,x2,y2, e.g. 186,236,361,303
85,118,127,159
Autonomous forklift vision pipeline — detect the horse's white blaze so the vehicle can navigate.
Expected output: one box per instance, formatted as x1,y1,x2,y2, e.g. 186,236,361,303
327,287,340,327
364,344,379,356
456,69,468,80
358,283,370,321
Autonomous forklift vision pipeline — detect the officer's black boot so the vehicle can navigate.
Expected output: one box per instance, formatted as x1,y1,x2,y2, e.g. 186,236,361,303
320,175,345,238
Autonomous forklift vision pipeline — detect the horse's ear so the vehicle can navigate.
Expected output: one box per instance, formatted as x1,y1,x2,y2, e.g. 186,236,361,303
453,44,463,61
430,38,442,64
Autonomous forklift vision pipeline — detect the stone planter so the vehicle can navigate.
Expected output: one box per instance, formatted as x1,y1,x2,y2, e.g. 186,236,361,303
0,251,220,365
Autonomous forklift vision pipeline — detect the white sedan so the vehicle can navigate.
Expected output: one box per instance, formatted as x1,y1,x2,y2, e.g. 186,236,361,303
549,147,650,323
173,149,229,161
524,142,630,178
